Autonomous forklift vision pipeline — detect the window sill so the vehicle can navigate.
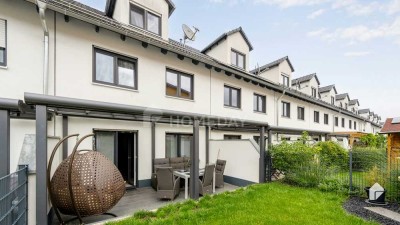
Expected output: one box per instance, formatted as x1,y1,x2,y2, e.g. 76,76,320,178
0,66,8,70
165,95,194,102
297,119,305,121
224,106,241,111
253,111,267,115
92,82,139,92
281,116,290,119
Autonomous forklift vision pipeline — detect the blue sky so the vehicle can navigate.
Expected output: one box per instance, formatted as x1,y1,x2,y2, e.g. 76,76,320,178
80,0,400,120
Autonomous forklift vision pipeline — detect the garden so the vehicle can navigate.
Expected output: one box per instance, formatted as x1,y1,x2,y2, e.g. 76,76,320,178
109,133,395,225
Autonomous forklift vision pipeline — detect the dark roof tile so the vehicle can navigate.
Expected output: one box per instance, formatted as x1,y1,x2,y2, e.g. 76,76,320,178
250,56,295,74
201,27,253,53
291,73,320,85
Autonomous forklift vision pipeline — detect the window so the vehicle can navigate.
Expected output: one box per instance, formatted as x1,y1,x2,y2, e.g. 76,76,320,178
282,75,289,87
335,117,339,127
345,103,348,110
231,49,245,69
281,137,290,141
166,133,192,158
342,118,345,128
253,94,266,113
349,120,352,129
130,4,161,35
354,121,357,130
311,87,317,98
340,102,343,108
166,69,194,100
0,19,6,67
331,96,335,105
297,107,305,120
314,111,320,123
224,135,241,140
324,114,329,125
94,48,137,89
282,101,290,118
224,85,241,108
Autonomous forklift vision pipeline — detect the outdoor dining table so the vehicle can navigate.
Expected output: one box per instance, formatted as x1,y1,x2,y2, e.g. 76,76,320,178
173,168,215,199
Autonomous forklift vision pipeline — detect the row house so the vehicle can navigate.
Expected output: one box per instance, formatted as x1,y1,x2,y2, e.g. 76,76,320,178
0,0,383,223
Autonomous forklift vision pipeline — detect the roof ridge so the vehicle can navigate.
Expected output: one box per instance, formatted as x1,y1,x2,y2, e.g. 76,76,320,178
201,27,254,53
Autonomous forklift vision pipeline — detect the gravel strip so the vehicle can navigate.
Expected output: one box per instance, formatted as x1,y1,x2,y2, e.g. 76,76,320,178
344,197,400,225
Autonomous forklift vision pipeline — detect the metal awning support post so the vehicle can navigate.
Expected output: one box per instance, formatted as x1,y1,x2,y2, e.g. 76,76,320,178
259,126,266,183
190,119,200,199
267,128,272,182
151,121,156,173
205,126,210,164
62,116,68,159
36,105,48,225
0,110,10,177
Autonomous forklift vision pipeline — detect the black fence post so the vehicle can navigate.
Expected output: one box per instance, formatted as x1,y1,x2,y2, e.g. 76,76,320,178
349,150,353,194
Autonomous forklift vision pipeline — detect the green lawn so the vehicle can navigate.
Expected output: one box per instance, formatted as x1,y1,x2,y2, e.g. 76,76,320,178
108,182,378,225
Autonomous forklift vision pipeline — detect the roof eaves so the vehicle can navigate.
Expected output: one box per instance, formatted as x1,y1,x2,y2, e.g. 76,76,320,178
44,1,368,122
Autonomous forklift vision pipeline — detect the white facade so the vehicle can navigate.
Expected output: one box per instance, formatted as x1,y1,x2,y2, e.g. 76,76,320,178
0,0,383,223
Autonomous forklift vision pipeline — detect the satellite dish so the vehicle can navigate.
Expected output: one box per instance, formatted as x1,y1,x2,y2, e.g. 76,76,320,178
182,24,200,44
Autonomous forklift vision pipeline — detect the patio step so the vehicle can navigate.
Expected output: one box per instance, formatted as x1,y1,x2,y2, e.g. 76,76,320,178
365,207,400,222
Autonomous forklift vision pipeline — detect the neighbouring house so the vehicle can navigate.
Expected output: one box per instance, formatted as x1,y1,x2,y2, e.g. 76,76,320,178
319,84,337,105
380,117,400,163
291,73,320,99
0,0,383,224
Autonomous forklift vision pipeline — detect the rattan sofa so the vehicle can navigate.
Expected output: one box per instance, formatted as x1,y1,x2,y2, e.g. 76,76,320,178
151,157,190,190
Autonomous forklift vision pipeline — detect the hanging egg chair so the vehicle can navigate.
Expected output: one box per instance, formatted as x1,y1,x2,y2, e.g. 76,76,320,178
47,134,126,224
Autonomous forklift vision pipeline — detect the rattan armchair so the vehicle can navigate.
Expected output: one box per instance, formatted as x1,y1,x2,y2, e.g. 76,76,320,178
199,164,215,196
156,167,180,200
215,160,227,188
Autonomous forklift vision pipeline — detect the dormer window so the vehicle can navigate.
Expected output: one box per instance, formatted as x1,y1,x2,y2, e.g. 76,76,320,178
311,87,317,98
345,103,348,110
231,49,245,69
331,96,335,105
130,4,161,35
282,74,289,87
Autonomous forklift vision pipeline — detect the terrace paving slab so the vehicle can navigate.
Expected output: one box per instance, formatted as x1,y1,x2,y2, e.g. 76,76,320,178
365,207,400,222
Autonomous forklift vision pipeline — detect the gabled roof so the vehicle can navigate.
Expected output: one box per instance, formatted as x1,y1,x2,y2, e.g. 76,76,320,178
349,99,360,106
201,27,254,53
318,85,337,94
165,0,176,16
291,73,320,86
250,56,295,74
335,93,350,101
358,109,370,114
380,118,400,134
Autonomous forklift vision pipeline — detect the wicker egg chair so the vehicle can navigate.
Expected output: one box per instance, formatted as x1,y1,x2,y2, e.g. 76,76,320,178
47,134,126,225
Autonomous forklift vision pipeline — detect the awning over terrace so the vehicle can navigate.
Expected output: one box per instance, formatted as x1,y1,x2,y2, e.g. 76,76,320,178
0,93,269,225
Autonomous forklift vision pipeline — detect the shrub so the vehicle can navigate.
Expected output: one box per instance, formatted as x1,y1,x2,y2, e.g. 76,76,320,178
314,141,348,169
270,141,316,172
359,134,387,148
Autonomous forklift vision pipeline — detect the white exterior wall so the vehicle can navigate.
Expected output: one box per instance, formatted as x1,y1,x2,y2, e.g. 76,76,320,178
259,66,279,83
205,32,250,71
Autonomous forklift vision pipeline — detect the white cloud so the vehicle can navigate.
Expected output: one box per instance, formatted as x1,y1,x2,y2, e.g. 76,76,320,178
308,17,400,45
387,0,400,15
344,51,371,57
254,0,328,8
308,9,326,19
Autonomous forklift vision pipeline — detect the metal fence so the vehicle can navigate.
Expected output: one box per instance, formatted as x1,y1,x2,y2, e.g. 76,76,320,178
267,148,400,202
0,166,28,225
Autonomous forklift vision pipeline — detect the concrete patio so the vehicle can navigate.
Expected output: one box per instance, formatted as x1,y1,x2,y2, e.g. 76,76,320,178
52,183,239,225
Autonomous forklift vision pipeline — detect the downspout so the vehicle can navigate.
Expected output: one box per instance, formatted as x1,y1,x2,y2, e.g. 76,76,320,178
37,1,49,95
276,86,290,127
